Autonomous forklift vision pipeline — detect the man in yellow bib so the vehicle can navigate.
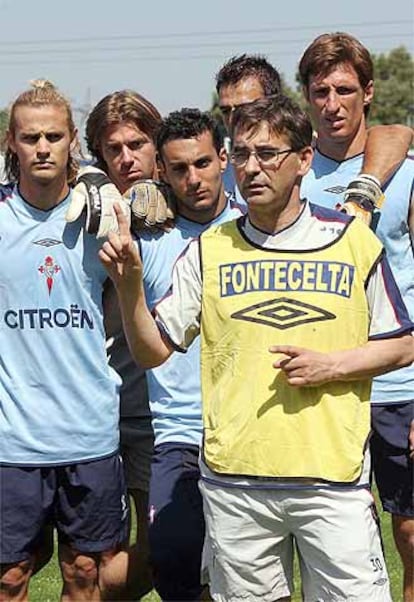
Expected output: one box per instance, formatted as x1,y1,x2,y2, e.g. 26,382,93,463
100,96,414,602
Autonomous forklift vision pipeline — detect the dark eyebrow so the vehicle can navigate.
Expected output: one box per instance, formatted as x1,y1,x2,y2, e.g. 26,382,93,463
169,161,187,169
194,153,213,162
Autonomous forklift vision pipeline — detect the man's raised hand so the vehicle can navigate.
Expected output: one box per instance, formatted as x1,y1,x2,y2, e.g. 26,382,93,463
99,203,142,289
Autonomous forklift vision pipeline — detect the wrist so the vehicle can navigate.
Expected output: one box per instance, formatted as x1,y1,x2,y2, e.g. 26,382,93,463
358,173,382,189
344,174,385,212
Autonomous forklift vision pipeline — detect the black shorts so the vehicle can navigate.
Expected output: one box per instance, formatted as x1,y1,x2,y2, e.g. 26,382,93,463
0,453,129,564
119,416,154,492
148,443,205,601
371,401,414,517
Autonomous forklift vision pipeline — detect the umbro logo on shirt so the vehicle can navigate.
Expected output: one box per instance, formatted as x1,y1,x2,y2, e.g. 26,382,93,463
324,185,346,195
33,238,62,248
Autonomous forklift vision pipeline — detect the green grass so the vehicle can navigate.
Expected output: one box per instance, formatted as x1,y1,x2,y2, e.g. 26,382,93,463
30,492,402,601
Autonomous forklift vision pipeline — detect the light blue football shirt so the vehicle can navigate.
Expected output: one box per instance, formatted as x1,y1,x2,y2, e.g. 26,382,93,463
302,150,414,404
0,186,121,465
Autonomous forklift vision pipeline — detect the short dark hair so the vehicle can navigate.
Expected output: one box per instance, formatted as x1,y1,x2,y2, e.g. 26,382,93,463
156,108,223,158
230,95,313,151
215,54,282,96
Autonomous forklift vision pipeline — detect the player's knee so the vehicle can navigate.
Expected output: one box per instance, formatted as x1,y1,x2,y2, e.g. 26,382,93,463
98,548,127,591
400,526,414,551
60,552,99,589
0,560,33,597
394,516,414,538
74,554,98,583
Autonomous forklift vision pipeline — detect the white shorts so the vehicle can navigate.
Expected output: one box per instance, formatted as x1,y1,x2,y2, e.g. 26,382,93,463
199,481,391,602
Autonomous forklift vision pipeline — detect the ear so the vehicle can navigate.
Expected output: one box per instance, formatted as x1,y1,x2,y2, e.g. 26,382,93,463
302,85,310,103
218,145,228,173
151,164,159,180
297,145,313,177
158,156,168,184
363,80,374,108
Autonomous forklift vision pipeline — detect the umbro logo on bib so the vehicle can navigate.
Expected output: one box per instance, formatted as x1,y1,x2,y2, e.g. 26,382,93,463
231,297,336,330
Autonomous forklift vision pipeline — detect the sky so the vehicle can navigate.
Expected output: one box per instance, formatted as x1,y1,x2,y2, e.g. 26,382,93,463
0,0,412,142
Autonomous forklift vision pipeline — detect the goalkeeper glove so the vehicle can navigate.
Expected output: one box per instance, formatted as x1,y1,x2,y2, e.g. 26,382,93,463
336,174,385,228
66,166,131,238
126,179,176,230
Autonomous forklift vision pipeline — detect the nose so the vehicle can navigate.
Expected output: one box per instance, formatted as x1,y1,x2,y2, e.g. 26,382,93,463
226,107,238,132
325,90,340,113
120,145,134,165
244,151,261,175
223,114,231,133
36,135,50,157
187,166,201,188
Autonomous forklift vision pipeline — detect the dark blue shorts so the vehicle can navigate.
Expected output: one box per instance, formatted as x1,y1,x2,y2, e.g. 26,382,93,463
119,416,154,492
0,453,129,564
148,443,205,601
371,402,414,517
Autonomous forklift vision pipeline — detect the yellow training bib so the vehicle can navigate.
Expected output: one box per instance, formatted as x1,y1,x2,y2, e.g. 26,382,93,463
200,217,383,483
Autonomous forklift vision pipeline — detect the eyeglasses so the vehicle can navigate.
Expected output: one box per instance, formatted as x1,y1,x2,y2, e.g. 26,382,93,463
230,148,294,167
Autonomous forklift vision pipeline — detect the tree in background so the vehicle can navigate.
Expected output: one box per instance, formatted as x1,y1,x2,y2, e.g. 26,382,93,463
0,108,8,150
369,46,414,127
210,92,227,139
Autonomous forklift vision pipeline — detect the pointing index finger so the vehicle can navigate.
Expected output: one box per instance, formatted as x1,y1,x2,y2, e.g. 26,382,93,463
269,345,302,357
113,203,129,236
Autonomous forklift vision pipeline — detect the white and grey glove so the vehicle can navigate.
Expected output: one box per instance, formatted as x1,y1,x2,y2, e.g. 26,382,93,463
66,166,131,238
336,174,385,228
126,180,176,230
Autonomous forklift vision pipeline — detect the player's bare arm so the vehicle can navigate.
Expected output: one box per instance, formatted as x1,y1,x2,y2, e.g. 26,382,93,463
341,126,413,226
270,335,414,387
364,124,413,184
99,204,172,369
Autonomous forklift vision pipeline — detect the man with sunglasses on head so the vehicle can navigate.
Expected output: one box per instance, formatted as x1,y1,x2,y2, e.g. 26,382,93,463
99,94,414,602
215,54,282,203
